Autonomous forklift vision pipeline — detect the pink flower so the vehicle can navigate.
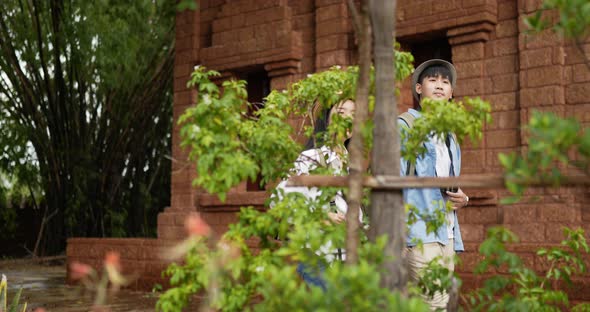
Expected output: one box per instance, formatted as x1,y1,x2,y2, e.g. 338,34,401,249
69,261,92,280
104,251,128,287
184,213,212,237
104,251,121,271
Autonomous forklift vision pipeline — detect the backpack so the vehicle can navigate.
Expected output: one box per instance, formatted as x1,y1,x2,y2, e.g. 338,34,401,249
398,111,457,177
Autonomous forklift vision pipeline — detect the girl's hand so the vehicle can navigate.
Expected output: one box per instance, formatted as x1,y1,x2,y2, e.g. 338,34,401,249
328,211,346,224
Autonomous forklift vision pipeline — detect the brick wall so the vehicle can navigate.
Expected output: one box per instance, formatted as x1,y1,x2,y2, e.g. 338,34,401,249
452,0,590,301
66,238,175,290
160,6,202,241
314,0,353,71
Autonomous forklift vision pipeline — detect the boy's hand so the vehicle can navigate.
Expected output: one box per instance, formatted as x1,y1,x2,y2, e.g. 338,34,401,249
446,188,469,210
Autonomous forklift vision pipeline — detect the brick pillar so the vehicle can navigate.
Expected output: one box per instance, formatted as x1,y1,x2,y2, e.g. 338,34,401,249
314,0,353,71
448,22,497,176
508,0,582,244
157,8,201,241
447,22,500,244
265,59,301,90
484,1,522,175
517,0,566,133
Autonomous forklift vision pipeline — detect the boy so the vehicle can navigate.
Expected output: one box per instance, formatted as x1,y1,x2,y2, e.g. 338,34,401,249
399,59,469,310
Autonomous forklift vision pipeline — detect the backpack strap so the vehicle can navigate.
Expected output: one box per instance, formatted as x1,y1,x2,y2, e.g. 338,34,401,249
398,112,416,177
398,112,415,129
446,133,459,177
399,111,459,178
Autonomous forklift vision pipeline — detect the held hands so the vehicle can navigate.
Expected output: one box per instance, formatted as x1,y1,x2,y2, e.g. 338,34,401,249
446,188,469,210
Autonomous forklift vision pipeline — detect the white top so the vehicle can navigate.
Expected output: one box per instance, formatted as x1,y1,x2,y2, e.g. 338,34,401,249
274,146,348,215
273,146,363,262
432,135,455,239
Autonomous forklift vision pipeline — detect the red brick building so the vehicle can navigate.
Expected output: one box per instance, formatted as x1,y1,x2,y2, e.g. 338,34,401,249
68,0,590,300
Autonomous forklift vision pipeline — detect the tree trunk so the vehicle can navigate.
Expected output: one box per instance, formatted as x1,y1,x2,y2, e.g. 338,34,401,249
345,0,371,265
368,0,407,291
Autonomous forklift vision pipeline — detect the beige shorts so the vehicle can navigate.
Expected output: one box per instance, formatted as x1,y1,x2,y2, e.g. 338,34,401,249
405,240,455,311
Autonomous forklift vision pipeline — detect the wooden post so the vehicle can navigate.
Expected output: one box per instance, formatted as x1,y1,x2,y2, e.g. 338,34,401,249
369,0,406,291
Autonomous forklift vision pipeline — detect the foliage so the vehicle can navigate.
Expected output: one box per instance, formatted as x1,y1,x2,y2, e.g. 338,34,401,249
524,0,590,39
400,97,492,166
179,49,415,200
156,199,429,312
179,68,300,201
499,111,589,201
0,274,27,312
405,201,454,248
0,175,42,241
177,65,359,201
466,227,590,311
480,113,589,309
413,254,457,301
164,49,440,310
0,108,41,240
0,0,175,252
177,0,199,11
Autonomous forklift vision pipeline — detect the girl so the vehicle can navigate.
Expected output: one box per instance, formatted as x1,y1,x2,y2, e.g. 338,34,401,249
273,99,358,290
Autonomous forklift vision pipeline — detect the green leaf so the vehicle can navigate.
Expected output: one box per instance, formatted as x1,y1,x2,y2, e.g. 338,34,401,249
8,288,22,312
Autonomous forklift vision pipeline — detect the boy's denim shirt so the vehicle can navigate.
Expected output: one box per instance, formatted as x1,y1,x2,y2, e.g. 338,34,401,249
399,109,464,252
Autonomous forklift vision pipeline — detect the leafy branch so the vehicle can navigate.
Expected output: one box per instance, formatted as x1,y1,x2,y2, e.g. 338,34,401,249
178,49,415,201
499,111,590,202
524,0,590,69
400,97,492,166
467,227,590,311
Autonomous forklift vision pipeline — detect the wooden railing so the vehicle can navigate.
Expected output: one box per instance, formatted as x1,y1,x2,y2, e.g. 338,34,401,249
288,174,590,189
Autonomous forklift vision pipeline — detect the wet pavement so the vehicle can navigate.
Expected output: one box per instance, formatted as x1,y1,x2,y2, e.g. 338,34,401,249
1,260,159,311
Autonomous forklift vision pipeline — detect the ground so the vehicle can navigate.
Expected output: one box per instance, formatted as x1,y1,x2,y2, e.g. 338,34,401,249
1,259,159,312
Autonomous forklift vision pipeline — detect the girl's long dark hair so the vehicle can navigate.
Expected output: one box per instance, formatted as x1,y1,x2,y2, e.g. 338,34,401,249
304,106,331,150
304,103,350,151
